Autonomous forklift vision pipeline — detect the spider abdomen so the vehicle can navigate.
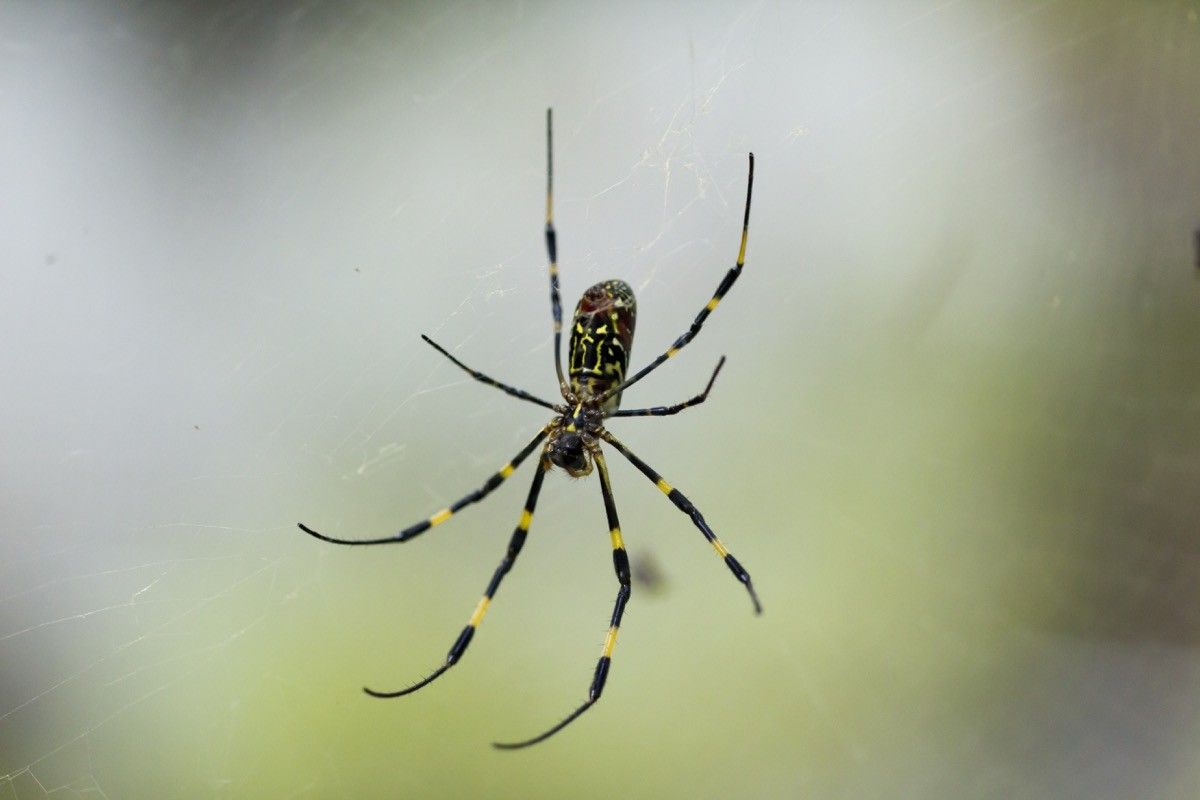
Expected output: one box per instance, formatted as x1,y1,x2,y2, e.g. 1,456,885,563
568,279,637,412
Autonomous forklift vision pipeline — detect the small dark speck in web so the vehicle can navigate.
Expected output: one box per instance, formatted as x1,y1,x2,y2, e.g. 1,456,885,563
631,551,668,594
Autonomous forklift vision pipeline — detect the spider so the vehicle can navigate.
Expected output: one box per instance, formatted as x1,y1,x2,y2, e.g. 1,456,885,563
299,109,759,749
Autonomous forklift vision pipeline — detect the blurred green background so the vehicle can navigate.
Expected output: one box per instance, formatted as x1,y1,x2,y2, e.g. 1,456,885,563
2,2,1198,798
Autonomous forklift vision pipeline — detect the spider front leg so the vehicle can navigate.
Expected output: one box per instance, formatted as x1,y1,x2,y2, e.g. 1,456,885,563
601,431,761,614
366,455,551,698
421,334,559,411
493,448,630,749
297,427,548,545
544,108,568,393
595,153,753,407
608,356,726,418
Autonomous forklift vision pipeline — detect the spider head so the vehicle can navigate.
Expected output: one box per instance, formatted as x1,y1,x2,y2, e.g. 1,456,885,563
547,430,592,477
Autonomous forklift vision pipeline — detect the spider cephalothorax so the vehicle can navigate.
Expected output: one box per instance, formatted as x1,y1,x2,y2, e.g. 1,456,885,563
546,427,594,476
546,404,605,477
299,108,760,750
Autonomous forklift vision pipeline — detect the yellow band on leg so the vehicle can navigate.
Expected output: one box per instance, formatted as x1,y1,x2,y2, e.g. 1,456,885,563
469,596,490,627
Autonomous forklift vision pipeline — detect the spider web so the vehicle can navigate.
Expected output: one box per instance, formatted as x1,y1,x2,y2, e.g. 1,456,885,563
2,2,1199,798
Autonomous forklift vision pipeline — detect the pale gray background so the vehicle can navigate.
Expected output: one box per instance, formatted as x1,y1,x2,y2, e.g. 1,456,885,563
2,2,1198,798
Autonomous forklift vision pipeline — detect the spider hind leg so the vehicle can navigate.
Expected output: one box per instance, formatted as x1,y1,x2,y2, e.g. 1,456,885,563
363,456,551,698
492,448,630,749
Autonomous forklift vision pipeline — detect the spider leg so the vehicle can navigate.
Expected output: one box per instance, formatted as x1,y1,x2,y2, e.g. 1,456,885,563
421,335,559,411
607,356,725,418
365,456,550,698
493,448,629,749
596,153,754,406
545,108,568,393
297,427,548,545
601,431,762,614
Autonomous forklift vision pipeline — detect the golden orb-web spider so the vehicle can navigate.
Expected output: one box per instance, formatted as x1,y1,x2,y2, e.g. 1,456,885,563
299,109,759,749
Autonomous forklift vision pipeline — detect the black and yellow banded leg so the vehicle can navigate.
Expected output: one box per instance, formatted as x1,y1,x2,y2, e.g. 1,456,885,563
421,335,559,411
297,427,548,546
597,153,754,406
545,108,567,392
494,449,630,749
366,456,551,698
601,431,761,614
609,356,726,418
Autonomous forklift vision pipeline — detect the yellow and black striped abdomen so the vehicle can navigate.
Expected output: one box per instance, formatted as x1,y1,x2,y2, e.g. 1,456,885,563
568,280,636,412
